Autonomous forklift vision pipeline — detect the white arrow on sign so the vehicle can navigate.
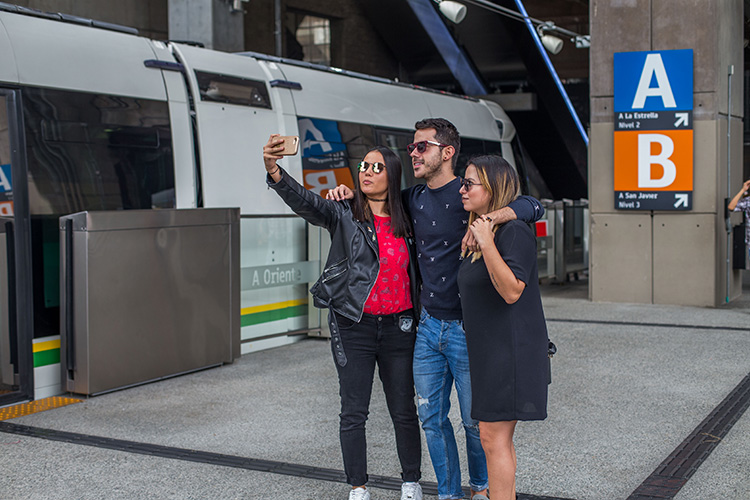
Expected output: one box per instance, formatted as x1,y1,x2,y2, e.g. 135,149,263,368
674,193,689,208
674,112,689,127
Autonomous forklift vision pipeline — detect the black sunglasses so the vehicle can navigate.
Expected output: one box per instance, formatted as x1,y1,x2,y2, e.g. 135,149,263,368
357,161,386,174
406,140,448,154
459,178,480,190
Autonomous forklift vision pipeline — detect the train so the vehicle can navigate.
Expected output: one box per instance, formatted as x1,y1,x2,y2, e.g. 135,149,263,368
0,5,535,402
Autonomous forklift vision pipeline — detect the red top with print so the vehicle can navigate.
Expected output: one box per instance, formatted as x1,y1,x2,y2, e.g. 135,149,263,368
364,215,413,315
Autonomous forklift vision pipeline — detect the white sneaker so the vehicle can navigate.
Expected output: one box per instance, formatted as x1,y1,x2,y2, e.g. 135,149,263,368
349,487,371,500
400,482,422,500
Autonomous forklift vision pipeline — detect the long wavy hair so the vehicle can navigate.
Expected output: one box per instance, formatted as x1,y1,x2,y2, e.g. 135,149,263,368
465,154,520,262
351,146,411,238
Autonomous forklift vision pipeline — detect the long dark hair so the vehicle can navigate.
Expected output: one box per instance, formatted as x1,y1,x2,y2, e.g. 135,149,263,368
351,146,411,238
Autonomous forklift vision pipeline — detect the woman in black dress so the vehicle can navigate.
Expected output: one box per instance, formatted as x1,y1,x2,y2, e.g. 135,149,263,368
457,155,549,500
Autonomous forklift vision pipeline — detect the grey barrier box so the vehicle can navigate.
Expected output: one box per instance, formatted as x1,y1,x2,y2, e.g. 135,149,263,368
60,208,240,396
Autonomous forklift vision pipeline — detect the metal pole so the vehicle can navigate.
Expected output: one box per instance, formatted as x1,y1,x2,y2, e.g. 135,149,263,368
726,64,734,303
274,0,282,57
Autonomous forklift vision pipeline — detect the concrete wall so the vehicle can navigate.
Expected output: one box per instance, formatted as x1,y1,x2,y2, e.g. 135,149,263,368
242,0,399,79
589,0,744,306
4,1,396,77
169,0,243,51
7,0,167,39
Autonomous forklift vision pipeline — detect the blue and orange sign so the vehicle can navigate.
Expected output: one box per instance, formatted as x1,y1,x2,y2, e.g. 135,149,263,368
614,49,693,210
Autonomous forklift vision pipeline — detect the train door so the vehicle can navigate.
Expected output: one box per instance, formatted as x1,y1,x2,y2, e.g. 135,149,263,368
0,89,34,405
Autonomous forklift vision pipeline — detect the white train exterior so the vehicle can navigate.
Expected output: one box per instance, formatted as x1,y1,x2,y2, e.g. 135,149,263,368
0,7,526,399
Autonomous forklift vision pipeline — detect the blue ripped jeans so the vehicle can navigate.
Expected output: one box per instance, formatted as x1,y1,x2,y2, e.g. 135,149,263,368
412,309,488,499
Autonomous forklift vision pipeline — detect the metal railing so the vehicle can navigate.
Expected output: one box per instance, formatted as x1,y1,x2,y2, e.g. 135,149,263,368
536,199,589,282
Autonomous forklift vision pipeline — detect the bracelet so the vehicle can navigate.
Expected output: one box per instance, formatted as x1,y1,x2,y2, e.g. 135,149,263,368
267,165,280,176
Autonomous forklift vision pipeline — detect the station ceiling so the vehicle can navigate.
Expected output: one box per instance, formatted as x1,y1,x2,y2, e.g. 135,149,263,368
358,0,591,199
360,0,589,94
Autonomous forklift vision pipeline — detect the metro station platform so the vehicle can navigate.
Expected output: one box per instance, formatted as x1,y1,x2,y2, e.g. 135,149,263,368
2,278,749,500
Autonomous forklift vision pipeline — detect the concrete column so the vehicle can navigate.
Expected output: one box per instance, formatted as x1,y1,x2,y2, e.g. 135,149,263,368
168,0,243,52
589,0,744,306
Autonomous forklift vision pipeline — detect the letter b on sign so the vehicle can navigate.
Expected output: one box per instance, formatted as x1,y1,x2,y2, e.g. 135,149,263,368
614,130,693,191
638,134,675,188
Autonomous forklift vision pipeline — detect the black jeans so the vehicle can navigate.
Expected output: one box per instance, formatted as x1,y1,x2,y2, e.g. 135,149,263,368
332,311,421,487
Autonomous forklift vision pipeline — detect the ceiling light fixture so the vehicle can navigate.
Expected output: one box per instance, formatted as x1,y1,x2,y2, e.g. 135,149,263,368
537,22,563,55
432,0,589,54
433,0,467,24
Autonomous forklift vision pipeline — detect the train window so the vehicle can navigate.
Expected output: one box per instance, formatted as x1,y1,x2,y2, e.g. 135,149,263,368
297,117,378,196
41,121,160,149
454,137,486,178
23,88,175,214
195,71,271,109
376,129,419,188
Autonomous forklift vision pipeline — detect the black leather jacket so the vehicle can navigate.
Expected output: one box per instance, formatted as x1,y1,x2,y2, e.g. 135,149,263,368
267,168,420,322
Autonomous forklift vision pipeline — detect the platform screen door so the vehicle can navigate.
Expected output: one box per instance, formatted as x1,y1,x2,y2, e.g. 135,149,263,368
0,89,33,405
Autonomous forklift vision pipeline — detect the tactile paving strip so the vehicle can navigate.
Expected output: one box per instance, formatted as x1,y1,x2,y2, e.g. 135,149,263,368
0,396,82,421
627,372,750,499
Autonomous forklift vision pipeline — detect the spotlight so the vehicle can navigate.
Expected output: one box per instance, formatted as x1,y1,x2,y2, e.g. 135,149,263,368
434,0,467,24
537,23,563,55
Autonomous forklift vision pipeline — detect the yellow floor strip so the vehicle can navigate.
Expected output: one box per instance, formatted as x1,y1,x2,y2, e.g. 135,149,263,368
0,396,83,421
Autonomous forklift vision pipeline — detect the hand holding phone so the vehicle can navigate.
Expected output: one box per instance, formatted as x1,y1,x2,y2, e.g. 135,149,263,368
278,136,299,156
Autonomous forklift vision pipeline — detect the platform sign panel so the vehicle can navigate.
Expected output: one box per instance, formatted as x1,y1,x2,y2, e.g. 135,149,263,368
614,49,693,210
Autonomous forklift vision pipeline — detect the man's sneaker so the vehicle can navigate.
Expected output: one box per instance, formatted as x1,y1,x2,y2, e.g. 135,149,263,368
471,495,490,500
349,487,370,500
400,482,422,500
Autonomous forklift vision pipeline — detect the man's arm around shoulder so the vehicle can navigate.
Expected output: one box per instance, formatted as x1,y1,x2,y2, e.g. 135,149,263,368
487,195,544,224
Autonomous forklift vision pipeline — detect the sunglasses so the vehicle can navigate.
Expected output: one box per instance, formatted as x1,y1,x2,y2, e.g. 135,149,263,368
406,140,448,154
459,178,480,191
357,161,386,174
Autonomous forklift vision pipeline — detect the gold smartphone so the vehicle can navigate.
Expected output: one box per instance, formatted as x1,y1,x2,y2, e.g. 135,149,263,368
278,135,299,156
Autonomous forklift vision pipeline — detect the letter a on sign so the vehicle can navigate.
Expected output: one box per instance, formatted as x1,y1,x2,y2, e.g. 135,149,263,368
631,54,677,109
614,49,692,113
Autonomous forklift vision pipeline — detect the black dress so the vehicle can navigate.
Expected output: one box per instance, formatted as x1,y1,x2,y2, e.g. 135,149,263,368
457,220,549,422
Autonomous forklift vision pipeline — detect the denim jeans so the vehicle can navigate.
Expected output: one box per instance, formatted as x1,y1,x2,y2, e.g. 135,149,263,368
413,309,488,499
332,311,421,487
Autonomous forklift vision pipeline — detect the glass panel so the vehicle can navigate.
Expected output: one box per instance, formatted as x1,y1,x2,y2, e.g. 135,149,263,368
23,88,175,215
296,15,331,66
298,117,376,197
195,71,272,109
0,96,12,216
297,119,426,194
0,94,15,395
376,129,420,189
21,87,175,339
454,137,485,178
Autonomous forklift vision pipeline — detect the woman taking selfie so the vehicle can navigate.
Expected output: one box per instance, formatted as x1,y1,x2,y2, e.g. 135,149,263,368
263,134,423,500
457,155,549,500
